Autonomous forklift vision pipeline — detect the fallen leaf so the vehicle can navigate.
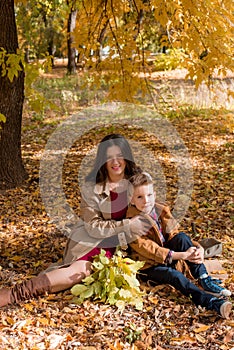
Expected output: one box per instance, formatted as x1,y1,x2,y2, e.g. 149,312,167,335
195,334,207,343
223,330,234,344
170,335,196,344
194,325,211,333
211,270,227,275
148,296,159,304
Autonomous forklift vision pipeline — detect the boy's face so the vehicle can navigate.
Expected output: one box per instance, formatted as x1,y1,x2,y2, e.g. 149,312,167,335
130,184,155,214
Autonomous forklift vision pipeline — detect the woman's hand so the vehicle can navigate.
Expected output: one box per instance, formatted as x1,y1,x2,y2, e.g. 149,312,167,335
129,215,152,241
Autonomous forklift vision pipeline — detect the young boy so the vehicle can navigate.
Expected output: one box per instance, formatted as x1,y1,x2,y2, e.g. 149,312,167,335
127,173,232,319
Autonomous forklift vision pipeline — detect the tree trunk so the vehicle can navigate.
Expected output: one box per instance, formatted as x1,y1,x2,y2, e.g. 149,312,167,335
42,11,55,68
67,4,77,74
0,0,27,190
95,19,108,66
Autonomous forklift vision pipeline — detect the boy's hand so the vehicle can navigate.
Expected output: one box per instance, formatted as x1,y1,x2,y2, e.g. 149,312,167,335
172,246,204,263
129,215,152,241
187,246,204,264
183,247,197,260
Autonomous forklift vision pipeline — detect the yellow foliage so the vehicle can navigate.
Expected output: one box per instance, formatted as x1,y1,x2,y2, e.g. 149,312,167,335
69,0,234,99
14,0,28,3
4,0,234,102
0,48,24,82
0,113,6,124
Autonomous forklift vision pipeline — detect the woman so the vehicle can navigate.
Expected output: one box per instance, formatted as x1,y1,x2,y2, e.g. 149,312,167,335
0,134,149,307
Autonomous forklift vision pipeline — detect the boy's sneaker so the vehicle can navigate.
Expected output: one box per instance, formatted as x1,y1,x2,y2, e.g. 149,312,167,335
210,298,232,319
199,276,231,297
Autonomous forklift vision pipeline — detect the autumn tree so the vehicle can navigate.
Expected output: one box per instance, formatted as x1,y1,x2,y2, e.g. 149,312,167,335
0,0,233,189
14,0,234,91
72,0,234,99
15,0,66,62
0,0,27,190
67,0,78,74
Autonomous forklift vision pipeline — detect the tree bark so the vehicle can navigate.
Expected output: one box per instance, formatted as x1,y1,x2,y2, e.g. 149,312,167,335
0,0,27,189
94,19,108,66
67,2,77,74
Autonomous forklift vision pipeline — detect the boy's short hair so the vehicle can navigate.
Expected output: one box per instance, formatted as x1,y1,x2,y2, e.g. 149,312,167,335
128,173,153,200
129,172,153,187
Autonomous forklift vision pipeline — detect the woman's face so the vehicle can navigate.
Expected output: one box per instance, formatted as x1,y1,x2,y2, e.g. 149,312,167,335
105,145,126,181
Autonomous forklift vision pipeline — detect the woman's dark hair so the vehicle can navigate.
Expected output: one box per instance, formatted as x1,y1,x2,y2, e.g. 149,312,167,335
86,133,142,183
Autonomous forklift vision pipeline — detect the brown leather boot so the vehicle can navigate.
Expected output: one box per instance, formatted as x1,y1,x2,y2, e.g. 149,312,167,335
0,288,11,307
0,274,51,307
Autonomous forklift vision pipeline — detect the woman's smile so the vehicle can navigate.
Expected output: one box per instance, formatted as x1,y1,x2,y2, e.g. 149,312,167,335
106,145,126,182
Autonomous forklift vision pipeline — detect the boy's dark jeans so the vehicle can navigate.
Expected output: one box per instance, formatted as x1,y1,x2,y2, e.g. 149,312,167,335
139,232,216,309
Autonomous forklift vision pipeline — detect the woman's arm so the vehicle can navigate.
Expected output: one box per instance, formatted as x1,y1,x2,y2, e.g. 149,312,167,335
81,195,131,238
80,183,150,241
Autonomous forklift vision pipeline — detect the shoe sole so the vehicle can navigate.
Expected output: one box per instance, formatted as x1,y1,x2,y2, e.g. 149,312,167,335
201,288,231,298
205,290,231,298
220,301,232,319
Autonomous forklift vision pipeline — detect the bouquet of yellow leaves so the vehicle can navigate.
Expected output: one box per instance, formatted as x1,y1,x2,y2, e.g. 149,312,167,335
71,248,145,311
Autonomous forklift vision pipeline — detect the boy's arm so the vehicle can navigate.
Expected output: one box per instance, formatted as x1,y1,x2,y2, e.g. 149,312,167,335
157,204,179,237
159,205,204,263
129,235,171,264
130,235,202,264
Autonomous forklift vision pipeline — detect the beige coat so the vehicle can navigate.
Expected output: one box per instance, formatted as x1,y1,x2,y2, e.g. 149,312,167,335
45,180,130,271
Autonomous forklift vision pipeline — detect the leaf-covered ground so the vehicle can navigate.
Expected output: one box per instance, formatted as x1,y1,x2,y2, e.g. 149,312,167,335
0,69,233,349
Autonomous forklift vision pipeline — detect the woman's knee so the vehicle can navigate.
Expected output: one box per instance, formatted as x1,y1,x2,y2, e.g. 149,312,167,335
46,260,92,292
68,260,92,277
61,260,92,285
